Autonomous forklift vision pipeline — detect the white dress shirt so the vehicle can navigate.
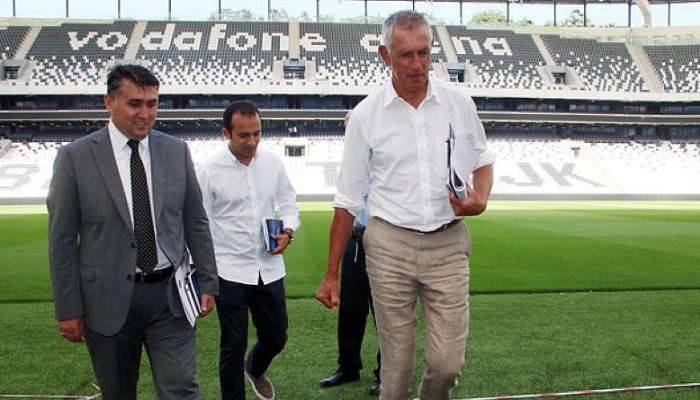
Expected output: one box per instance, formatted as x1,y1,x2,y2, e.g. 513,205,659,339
108,121,170,271
333,79,495,232
197,147,300,285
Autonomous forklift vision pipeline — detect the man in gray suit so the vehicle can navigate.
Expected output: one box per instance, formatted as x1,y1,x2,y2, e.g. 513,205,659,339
47,64,218,400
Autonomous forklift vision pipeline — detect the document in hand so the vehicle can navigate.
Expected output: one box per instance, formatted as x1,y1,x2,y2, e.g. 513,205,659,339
447,124,468,199
175,265,202,327
262,218,284,252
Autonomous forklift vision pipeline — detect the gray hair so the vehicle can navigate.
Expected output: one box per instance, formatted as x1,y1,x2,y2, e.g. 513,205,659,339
381,10,433,53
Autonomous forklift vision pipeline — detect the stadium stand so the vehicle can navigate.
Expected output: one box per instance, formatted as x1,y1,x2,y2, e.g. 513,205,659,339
1,20,700,95
137,21,288,87
1,19,700,202
643,44,700,93
429,27,447,63
25,21,135,86
300,22,390,87
445,26,546,89
589,140,700,194
3,135,700,201
541,34,648,92
0,140,60,200
0,25,30,60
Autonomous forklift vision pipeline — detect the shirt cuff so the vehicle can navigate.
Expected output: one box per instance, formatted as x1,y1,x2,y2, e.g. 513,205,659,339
332,193,362,218
475,148,496,170
281,217,300,232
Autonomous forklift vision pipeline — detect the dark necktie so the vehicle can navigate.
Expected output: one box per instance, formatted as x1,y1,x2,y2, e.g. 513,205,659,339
127,139,158,274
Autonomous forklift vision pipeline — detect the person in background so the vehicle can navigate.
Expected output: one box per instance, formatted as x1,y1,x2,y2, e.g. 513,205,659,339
197,100,300,400
319,186,381,396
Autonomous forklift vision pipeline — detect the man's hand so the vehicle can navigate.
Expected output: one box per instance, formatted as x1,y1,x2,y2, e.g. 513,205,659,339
449,165,493,216
270,233,291,255
315,276,340,309
316,207,353,310
58,317,85,343
199,294,215,317
448,185,487,216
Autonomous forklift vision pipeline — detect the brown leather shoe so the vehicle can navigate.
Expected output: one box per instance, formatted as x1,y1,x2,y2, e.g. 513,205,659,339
245,368,275,400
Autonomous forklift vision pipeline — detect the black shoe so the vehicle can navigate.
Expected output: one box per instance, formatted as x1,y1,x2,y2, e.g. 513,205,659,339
368,380,381,396
319,370,360,387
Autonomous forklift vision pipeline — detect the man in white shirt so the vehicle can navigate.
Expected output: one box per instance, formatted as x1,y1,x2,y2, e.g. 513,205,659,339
316,10,495,400
197,101,300,400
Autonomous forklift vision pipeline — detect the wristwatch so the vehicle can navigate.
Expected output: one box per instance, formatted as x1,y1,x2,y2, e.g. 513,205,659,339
283,228,294,243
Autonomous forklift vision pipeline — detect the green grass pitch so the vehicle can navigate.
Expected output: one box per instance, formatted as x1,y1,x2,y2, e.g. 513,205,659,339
1,201,699,399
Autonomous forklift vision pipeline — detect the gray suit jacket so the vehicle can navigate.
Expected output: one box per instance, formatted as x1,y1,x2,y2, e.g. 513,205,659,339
47,127,218,336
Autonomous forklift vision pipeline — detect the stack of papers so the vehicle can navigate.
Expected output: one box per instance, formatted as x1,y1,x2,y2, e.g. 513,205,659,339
175,265,202,327
447,124,468,199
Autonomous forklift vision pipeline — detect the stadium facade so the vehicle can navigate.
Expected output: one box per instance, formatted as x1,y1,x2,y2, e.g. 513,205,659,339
0,16,699,202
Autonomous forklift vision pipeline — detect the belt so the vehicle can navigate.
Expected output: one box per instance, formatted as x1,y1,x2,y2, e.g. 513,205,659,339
134,266,173,283
397,219,461,235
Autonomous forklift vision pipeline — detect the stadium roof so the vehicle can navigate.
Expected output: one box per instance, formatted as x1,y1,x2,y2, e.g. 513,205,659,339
345,0,700,26
351,0,699,3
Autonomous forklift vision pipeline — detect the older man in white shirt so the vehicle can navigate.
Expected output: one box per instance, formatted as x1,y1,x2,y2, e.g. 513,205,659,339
316,10,494,400
197,100,300,400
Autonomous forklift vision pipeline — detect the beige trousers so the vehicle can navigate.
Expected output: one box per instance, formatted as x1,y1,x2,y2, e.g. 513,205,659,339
363,218,471,400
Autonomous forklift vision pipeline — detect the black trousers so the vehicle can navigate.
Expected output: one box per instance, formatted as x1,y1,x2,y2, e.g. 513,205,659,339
215,276,288,400
338,232,381,379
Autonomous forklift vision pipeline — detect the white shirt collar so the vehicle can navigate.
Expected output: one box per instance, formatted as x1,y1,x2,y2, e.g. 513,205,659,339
382,77,440,109
225,146,257,168
108,120,150,152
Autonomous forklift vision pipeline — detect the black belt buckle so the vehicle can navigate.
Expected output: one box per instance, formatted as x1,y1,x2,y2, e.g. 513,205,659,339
135,266,173,283
351,228,365,240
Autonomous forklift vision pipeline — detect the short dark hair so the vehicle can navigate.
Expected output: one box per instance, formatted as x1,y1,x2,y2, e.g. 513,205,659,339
223,100,260,130
106,64,160,95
